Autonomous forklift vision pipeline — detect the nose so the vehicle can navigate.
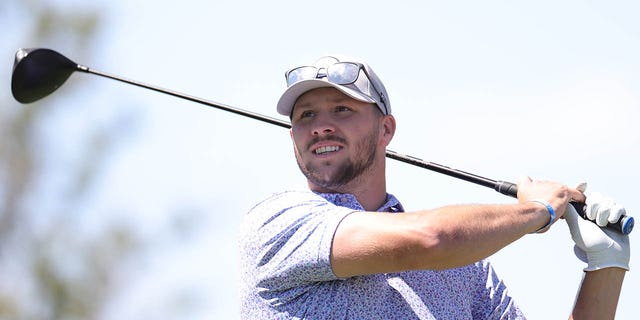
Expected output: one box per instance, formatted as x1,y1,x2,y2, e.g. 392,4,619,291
311,114,335,136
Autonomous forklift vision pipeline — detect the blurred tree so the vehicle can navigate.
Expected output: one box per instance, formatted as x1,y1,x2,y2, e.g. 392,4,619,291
0,1,141,319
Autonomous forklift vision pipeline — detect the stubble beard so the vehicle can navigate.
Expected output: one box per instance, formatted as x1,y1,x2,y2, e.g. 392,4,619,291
295,131,378,192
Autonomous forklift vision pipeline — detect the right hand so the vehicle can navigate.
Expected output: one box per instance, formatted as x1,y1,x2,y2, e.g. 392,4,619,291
517,176,585,223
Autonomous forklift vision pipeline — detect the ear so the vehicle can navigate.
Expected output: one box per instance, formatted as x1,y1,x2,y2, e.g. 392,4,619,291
380,115,396,146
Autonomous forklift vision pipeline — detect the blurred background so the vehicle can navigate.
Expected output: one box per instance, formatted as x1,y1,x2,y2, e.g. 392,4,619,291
1,0,638,319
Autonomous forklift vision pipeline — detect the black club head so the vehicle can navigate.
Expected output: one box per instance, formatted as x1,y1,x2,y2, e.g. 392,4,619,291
11,48,79,103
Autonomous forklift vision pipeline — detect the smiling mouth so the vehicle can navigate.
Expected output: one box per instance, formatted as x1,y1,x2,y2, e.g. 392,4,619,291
314,145,341,155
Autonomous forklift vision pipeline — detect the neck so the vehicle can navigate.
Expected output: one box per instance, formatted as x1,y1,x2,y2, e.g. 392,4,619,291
309,160,387,211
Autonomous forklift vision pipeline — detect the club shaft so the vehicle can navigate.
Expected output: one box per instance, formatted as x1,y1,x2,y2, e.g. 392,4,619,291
81,63,506,189
75,64,632,234
78,65,291,129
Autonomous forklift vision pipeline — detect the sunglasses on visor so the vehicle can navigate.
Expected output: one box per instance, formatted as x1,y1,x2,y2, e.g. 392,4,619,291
285,62,388,114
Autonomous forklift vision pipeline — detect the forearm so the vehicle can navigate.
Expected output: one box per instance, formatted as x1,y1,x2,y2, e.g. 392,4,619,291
570,268,625,320
332,201,550,277
408,202,549,269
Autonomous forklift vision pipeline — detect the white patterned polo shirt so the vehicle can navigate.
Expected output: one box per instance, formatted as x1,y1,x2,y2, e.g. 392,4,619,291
239,190,524,319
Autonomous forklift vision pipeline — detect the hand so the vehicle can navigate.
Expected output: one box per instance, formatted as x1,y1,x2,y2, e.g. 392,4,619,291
564,184,630,271
584,191,627,227
517,176,585,222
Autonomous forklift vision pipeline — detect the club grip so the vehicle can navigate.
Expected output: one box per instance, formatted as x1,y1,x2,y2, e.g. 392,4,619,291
494,181,633,234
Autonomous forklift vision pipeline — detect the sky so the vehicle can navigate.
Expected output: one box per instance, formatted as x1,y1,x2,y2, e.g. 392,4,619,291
4,0,640,319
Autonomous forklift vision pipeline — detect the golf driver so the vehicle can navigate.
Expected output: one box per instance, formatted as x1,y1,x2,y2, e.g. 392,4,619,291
10,48,633,235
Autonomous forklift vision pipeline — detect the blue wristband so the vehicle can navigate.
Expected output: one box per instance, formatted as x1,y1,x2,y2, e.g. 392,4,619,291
530,200,556,233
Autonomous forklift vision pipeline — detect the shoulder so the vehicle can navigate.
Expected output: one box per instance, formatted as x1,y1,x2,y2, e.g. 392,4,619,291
246,189,331,219
251,189,326,207
241,189,355,236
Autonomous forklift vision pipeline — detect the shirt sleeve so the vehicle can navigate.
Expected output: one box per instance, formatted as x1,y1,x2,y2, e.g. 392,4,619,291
239,190,356,297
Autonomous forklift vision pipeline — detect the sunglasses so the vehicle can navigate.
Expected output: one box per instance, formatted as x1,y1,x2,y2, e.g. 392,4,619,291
284,61,388,114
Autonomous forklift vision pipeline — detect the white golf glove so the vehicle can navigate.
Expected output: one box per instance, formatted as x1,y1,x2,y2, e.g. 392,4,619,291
564,184,630,271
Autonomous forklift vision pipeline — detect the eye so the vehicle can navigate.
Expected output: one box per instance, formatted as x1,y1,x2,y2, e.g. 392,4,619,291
335,105,351,113
292,109,315,123
300,110,315,118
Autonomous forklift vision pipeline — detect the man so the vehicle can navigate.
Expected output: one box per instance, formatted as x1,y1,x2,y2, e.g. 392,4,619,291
238,55,630,319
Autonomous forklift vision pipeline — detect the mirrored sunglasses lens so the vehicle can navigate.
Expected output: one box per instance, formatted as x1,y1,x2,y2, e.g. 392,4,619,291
287,67,317,86
327,63,360,84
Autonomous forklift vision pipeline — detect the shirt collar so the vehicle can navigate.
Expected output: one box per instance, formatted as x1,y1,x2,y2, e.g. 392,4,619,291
314,192,404,213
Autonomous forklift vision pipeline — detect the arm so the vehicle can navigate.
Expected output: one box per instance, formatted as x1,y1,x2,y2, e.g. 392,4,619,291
571,268,625,320
331,177,584,277
332,202,547,276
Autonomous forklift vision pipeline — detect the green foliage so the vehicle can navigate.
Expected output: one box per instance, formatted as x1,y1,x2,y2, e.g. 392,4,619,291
0,1,143,319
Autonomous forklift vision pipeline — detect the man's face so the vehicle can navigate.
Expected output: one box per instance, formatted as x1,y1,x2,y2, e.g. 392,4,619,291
289,87,385,192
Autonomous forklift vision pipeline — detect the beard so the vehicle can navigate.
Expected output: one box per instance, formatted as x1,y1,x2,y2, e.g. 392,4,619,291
294,130,378,191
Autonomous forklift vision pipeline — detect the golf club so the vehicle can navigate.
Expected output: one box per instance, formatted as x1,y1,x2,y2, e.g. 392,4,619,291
10,48,633,235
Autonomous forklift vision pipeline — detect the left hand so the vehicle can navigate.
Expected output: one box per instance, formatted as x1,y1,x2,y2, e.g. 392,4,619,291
583,191,627,227
564,184,630,271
